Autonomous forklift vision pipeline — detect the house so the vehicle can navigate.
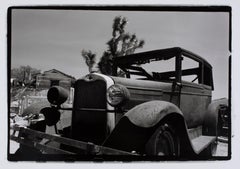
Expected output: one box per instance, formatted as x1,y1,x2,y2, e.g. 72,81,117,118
36,69,76,91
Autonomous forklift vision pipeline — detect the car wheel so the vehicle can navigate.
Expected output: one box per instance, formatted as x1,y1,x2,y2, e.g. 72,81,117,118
146,123,180,156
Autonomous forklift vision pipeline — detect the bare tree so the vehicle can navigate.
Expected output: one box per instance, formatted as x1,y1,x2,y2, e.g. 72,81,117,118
81,16,145,75
11,66,41,85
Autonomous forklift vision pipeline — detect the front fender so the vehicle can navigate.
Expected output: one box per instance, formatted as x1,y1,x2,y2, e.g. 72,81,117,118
125,100,183,128
104,100,199,155
124,100,198,156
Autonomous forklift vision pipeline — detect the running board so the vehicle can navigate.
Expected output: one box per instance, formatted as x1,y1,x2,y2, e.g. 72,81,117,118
191,135,216,154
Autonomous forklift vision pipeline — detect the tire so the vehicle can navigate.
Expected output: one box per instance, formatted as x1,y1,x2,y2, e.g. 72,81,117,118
145,123,180,156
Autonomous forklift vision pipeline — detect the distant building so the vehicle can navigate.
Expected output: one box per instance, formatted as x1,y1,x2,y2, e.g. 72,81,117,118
36,69,76,91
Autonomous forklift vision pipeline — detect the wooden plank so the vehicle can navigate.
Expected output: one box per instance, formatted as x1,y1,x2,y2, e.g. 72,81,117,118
19,127,88,150
35,143,75,154
11,135,74,154
97,145,138,156
11,127,137,155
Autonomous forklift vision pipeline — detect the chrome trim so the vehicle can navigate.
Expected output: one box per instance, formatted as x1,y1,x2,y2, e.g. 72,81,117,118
93,73,115,133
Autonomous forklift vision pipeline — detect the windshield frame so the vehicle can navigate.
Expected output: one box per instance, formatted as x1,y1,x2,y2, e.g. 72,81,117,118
112,47,213,89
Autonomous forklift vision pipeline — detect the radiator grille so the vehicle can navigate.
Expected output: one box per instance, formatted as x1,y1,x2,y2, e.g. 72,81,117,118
71,79,107,145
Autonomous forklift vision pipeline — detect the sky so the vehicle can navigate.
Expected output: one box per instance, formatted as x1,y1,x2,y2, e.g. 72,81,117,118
11,8,230,99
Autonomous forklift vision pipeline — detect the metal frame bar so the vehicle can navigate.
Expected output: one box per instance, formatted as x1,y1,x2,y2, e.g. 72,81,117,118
60,107,126,113
10,126,137,156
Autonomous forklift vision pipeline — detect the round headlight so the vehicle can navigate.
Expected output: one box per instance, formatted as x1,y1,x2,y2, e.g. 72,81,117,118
107,84,130,107
47,86,69,105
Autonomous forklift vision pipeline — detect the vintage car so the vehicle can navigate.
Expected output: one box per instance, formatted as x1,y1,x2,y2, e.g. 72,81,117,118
10,47,228,159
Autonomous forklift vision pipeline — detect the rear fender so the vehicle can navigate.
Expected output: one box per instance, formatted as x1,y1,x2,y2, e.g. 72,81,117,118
203,98,228,136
